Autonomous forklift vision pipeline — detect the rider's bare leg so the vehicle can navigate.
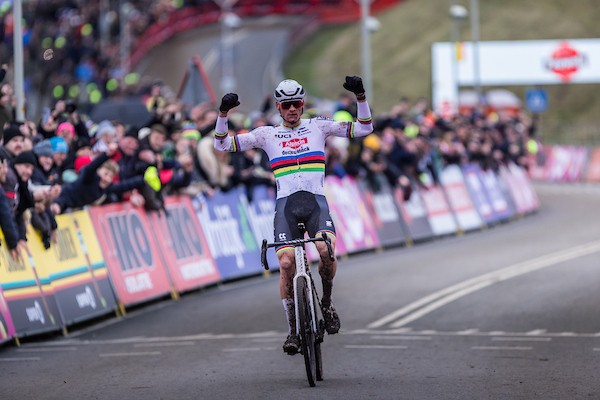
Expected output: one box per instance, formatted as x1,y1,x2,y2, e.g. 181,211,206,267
315,234,337,307
278,248,296,333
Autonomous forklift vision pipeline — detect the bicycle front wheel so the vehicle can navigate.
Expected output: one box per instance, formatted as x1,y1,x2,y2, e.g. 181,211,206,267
297,276,316,387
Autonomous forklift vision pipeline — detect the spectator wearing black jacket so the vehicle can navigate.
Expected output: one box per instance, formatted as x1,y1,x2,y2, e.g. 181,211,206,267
50,143,145,214
0,156,19,260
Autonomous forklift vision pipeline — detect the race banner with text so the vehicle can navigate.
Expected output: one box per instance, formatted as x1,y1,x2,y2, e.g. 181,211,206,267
585,147,600,183
0,231,61,336
358,175,406,247
439,165,484,232
147,196,221,293
28,211,117,326
393,185,434,242
462,164,501,225
479,168,514,222
502,163,539,214
0,285,15,342
418,173,458,236
89,203,173,306
325,176,379,254
193,187,262,280
240,185,280,270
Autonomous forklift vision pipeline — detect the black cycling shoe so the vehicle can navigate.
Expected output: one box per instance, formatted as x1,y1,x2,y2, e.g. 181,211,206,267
283,334,300,355
322,303,340,334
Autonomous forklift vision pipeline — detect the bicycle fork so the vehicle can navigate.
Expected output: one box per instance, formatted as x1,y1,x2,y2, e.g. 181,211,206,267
293,245,318,336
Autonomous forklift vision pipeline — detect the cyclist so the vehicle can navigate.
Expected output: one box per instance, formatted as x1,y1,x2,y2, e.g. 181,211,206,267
214,76,373,355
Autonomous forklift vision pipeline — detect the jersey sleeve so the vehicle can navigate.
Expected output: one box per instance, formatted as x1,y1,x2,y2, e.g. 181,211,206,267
213,116,262,152
317,100,373,139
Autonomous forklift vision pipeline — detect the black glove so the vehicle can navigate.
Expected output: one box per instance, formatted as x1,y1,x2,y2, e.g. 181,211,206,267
343,76,365,96
219,93,240,113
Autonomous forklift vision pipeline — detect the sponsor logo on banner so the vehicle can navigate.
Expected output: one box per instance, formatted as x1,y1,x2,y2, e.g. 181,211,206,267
193,188,262,280
148,197,220,292
89,204,172,305
75,286,97,310
26,301,45,324
545,41,587,83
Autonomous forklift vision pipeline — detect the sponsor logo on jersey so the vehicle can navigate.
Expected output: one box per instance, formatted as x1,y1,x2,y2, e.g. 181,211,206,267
282,137,308,149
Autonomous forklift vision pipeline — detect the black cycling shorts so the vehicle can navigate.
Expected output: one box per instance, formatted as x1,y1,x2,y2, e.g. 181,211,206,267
274,191,336,253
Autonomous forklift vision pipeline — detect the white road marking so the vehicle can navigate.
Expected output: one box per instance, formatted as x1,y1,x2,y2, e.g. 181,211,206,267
0,357,41,362
99,352,161,357
368,240,600,329
370,335,432,341
345,345,408,350
491,337,551,342
223,347,276,352
17,347,78,352
593,348,600,352
472,346,532,351
133,342,195,348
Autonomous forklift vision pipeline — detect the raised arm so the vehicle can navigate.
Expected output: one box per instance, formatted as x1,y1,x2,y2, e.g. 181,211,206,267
322,76,373,139
213,93,260,152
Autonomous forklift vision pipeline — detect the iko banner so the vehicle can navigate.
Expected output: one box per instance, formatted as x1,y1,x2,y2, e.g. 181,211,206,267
89,203,173,306
418,173,458,236
148,196,221,292
393,185,433,242
240,185,279,270
440,166,484,231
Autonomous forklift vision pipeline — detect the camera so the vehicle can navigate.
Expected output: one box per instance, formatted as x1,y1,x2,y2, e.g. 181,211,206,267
66,101,77,113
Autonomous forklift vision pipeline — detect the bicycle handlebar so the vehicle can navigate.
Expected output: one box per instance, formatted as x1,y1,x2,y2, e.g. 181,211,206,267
260,233,334,271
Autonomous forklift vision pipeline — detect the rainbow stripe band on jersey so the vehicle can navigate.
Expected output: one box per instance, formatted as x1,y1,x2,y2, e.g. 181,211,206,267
345,122,355,139
270,151,326,178
358,116,372,125
214,131,228,139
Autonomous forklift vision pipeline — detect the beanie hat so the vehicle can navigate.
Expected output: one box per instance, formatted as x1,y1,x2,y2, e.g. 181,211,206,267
49,136,69,154
33,140,53,158
95,120,115,139
57,122,75,137
125,126,140,139
13,150,38,166
3,126,24,144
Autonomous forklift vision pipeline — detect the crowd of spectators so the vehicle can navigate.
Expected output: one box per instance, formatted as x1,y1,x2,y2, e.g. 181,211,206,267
0,45,538,261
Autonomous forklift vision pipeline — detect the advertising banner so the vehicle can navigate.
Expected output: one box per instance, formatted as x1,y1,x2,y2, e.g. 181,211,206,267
393,187,433,242
89,203,173,306
0,232,61,336
193,187,262,280
325,176,379,254
480,169,514,221
506,163,540,213
585,147,600,183
147,196,221,293
462,164,499,225
439,166,484,232
545,145,589,182
418,173,458,236
28,212,117,326
240,185,279,270
358,175,406,247
0,285,15,342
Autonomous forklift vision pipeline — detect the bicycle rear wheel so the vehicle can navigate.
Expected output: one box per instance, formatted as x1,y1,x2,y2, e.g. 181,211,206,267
297,276,316,387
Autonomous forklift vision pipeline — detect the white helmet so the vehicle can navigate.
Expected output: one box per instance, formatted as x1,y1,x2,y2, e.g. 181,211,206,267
273,79,305,102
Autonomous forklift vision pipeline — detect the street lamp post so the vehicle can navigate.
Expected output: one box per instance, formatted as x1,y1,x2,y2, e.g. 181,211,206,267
470,0,482,107
216,0,240,95
449,2,468,115
358,0,379,102
13,0,25,121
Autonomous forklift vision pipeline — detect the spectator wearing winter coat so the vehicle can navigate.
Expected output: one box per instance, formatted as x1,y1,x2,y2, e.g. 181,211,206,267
2,151,37,247
0,126,25,162
50,143,145,214
0,156,19,259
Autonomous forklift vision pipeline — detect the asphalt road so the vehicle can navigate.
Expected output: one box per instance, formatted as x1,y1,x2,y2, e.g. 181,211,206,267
2,183,600,399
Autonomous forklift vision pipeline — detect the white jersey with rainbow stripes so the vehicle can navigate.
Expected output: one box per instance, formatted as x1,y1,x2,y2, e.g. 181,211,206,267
214,102,373,199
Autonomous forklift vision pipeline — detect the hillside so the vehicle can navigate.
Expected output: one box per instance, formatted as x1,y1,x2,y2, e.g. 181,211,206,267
284,0,600,144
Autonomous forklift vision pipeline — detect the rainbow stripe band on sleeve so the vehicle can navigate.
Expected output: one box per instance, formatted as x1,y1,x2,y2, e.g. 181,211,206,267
346,122,355,138
214,131,228,139
230,136,241,152
276,245,295,255
357,116,372,124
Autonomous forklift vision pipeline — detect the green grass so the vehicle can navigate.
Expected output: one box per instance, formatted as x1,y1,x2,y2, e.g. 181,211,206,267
284,0,600,144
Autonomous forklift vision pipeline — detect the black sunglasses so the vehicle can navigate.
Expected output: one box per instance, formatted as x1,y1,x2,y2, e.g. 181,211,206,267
280,100,304,110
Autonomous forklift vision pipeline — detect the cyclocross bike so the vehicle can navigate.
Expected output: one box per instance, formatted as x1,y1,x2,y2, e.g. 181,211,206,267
261,223,335,387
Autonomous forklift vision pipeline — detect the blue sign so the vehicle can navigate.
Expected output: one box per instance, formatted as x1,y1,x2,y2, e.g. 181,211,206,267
525,88,548,113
